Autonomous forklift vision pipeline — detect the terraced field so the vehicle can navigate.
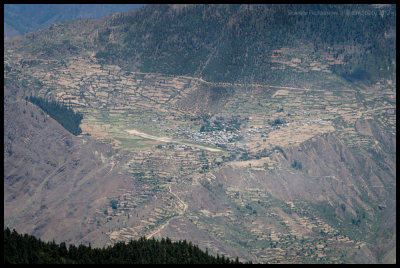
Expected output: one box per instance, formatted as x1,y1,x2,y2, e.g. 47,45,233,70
4,37,395,263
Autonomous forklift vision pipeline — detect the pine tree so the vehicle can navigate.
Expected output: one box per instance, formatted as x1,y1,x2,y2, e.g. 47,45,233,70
4,228,244,264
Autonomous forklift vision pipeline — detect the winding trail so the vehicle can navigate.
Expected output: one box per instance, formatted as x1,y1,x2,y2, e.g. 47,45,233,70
146,185,188,239
126,128,217,239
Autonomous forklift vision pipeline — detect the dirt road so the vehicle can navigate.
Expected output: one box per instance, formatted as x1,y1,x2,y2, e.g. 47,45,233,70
126,129,221,152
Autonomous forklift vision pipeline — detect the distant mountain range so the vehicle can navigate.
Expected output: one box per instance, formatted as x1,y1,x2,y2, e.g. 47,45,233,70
4,4,144,38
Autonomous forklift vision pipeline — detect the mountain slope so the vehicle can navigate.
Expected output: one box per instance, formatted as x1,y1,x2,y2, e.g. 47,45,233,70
4,4,396,264
92,4,396,84
4,98,136,246
6,4,395,85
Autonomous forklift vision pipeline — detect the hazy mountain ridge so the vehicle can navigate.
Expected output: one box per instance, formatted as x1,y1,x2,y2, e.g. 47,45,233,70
4,4,144,38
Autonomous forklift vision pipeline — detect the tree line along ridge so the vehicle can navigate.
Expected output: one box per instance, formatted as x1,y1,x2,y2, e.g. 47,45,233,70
27,96,83,136
4,228,247,264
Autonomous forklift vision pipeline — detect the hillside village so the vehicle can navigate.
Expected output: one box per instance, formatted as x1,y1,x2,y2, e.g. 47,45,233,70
4,4,396,263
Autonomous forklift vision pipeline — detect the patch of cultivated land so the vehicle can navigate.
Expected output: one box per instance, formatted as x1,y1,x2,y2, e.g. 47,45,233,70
6,49,392,154
4,47,395,263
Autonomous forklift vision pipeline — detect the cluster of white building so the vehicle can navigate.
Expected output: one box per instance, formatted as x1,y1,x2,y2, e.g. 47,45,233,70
168,128,242,150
